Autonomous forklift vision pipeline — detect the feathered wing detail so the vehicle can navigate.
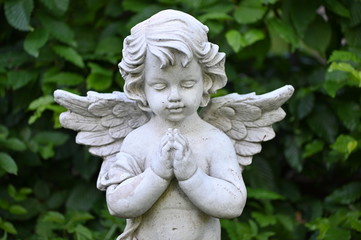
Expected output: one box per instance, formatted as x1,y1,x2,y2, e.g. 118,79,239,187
200,85,294,168
54,90,150,190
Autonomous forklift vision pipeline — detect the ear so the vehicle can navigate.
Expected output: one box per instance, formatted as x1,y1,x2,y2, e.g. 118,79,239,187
200,74,212,107
200,94,210,107
137,101,152,112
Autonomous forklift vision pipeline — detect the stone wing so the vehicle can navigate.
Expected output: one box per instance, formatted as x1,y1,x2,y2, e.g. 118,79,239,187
200,85,294,168
54,90,150,189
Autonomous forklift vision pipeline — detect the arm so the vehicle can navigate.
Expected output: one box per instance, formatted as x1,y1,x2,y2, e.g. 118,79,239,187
106,167,170,218
178,166,246,218
106,132,174,218
174,133,247,218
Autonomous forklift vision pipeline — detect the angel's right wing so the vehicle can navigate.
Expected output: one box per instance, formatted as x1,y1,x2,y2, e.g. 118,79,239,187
54,90,150,190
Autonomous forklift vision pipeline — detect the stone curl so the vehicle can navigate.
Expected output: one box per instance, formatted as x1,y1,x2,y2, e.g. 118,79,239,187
118,9,227,110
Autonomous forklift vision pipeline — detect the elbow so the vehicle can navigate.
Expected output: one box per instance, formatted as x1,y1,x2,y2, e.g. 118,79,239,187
219,190,247,219
107,197,143,218
106,190,143,218
221,199,246,219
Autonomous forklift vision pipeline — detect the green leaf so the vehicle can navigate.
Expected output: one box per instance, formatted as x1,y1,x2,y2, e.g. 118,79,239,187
252,212,277,227
7,185,31,202
304,17,332,54
334,101,361,131
326,182,361,204
67,212,94,224
226,30,242,53
307,104,338,143
31,130,69,159
47,191,67,209
297,92,314,119
33,131,68,146
267,18,298,49
302,140,324,159
86,63,112,91
202,3,234,15
23,28,49,57
226,29,265,53
199,12,232,22
262,0,277,3
6,70,37,90
28,95,53,110
221,219,251,240
28,95,55,124
242,29,265,47
284,136,302,172
247,188,284,200
328,62,361,86
9,205,27,215
0,219,17,234
43,72,84,86
234,0,266,24
324,227,351,240
42,211,65,224
39,14,75,46
331,135,358,156
345,27,361,49
0,152,18,175
328,50,361,64
40,0,69,15
324,0,350,18
75,225,93,240
38,144,54,159
245,157,277,191
95,37,123,63
286,0,318,37
323,71,349,97
350,0,361,27
66,182,101,211
276,214,294,231
0,125,9,140
4,0,34,31
53,45,85,68
122,0,149,12
3,138,27,151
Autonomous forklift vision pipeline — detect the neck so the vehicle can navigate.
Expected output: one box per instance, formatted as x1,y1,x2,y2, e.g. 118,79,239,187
149,113,202,134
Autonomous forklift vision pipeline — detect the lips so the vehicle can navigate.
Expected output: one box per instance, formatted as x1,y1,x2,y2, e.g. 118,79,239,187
167,104,184,113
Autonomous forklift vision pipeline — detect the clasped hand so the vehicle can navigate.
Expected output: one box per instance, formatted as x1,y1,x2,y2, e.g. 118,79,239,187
151,128,197,181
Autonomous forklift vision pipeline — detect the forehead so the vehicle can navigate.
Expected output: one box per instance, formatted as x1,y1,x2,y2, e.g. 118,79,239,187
144,52,202,81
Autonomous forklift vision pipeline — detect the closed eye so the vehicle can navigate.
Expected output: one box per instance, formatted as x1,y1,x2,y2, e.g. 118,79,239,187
181,80,196,88
151,83,167,90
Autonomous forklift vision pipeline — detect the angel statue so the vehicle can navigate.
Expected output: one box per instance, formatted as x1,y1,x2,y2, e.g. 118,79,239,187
54,9,294,240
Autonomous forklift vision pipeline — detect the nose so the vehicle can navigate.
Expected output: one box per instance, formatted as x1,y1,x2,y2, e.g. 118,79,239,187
168,86,181,102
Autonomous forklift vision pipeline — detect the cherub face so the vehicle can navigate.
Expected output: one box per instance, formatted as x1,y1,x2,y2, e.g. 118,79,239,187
144,52,203,123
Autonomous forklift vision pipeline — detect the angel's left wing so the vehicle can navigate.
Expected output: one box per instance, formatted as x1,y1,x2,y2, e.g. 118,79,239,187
200,85,294,169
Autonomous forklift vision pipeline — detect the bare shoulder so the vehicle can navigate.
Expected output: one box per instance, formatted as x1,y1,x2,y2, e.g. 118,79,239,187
198,121,235,153
120,124,152,156
201,121,233,144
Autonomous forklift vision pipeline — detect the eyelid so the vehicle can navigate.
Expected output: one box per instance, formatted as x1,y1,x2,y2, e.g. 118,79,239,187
181,80,197,88
151,82,167,90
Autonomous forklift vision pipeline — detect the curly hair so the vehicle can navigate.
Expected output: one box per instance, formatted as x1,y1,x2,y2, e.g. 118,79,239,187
118,9,227,109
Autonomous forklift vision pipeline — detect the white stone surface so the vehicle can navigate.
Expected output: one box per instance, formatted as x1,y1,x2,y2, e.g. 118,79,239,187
54,9,294,240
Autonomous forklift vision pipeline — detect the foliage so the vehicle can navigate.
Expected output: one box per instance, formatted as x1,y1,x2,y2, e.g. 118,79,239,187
1,0,360,239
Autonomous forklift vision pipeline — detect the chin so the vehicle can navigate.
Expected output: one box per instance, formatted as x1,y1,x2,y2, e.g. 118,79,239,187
166,117,186,123
164,114,188,123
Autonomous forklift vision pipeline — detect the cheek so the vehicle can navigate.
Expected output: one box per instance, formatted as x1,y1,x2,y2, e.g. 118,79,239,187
193,84,204,103
146,91,167,107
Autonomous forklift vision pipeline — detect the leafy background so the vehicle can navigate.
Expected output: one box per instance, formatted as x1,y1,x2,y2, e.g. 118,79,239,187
1,0,361,239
